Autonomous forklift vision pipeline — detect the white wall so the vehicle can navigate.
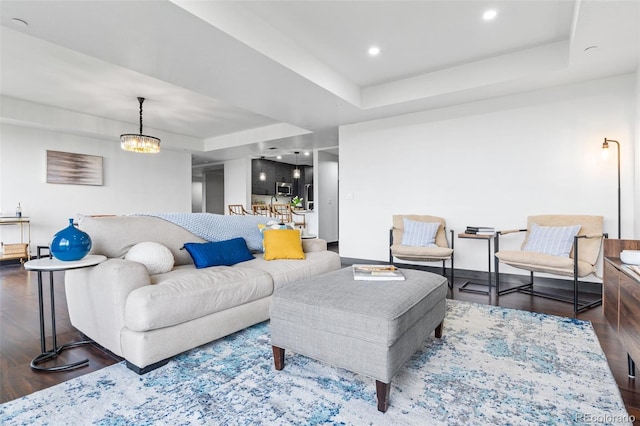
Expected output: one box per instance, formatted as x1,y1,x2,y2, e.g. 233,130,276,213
224,157,252,212
317,150,339,242
0,123,192,248
339,74,637,277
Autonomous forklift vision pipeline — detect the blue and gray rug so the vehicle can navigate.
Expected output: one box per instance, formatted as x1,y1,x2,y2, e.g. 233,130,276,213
0,300,631,425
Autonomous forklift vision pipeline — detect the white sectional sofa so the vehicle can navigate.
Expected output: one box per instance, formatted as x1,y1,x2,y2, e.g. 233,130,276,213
65,214,341,374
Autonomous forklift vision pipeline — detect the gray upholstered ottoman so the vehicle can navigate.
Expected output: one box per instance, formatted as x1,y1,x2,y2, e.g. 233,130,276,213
269,267,448,412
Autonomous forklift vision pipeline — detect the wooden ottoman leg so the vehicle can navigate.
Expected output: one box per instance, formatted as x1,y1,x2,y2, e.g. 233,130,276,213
375,380,390,413
435,321,443,338
272,346,285,370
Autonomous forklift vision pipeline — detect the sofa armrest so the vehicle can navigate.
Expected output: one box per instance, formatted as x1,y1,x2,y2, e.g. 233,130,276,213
302,238,328,253
65,258,150,357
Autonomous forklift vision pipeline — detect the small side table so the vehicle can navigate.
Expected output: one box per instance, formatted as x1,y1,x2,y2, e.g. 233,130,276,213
458,233,494,296
24,255,106,371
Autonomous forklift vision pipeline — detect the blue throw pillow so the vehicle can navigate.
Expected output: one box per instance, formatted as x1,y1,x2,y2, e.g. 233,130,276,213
183,238,254,269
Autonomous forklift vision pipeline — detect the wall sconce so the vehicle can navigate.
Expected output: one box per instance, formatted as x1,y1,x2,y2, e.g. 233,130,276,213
259,172,266,181
601,138,621,238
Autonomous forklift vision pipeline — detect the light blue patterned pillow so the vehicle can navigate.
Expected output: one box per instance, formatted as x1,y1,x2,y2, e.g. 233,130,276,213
523,223,581,257
400,219,440,247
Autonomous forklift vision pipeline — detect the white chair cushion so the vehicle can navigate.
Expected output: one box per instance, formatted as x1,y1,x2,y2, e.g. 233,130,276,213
496,250,595,277
391,244,453,260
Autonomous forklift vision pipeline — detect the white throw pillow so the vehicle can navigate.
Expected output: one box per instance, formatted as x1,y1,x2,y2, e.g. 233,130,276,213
400,219,440,247
125,242,174,275
523,224,581,257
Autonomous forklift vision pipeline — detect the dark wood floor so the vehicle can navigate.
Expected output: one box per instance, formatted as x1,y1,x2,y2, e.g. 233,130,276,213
1,261,639,423
1,263,122,403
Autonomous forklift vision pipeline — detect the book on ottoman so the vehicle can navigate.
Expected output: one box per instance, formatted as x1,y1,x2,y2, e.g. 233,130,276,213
352,264,405,281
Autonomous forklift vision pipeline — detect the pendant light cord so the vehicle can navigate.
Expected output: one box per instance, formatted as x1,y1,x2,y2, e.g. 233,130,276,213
138,97,145,135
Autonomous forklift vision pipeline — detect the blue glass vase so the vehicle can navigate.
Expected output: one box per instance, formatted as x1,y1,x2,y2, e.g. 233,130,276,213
50,218,92,261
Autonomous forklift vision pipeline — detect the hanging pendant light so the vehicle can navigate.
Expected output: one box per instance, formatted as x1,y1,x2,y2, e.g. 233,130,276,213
259,156,266,180
293,151,301,179
120,97,161,153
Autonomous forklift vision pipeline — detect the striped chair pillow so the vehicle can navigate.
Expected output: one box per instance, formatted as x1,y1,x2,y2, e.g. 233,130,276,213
400,219,440,247
523,223,581,257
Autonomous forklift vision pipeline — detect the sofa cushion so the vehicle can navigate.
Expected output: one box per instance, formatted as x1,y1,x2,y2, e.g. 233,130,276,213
125,242,175,275
237,251,341,291
79,215,205,266
183,238,254,268
126,266,273,332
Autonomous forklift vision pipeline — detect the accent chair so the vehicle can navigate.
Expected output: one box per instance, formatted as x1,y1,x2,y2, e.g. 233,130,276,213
494,214,606,314
389,214,455,289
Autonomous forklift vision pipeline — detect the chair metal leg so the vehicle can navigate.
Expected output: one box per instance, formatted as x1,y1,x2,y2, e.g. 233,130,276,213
450,256,454,289
494,231,604,314
517,235,602,315
443,259,453,289
515,268,601,315
449,230,454,289
495,254,500,294
495,267,534,296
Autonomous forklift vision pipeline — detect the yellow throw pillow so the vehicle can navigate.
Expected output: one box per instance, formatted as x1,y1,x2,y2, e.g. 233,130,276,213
263,229,305,260
257,222,295,251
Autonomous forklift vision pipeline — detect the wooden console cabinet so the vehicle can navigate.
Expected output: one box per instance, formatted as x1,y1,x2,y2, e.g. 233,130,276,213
603,239,640,377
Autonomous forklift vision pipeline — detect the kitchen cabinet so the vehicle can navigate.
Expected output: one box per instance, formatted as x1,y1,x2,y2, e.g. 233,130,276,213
252,158,297,195
252,158,312,197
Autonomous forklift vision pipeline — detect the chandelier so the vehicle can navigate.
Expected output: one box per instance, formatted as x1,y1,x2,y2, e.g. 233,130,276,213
120,97,160,153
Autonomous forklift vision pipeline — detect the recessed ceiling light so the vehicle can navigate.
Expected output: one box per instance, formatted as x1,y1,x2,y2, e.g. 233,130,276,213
368,46,380,56
11,18,28,27
483,10,497,21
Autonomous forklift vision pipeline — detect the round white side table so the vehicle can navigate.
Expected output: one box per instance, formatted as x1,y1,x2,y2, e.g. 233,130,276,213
24,255,106,371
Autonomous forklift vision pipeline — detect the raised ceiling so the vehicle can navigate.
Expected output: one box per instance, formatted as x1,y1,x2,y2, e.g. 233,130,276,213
0,1,638,166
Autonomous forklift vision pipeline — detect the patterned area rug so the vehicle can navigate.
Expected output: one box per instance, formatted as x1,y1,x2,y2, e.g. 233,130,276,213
1,300,631,425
